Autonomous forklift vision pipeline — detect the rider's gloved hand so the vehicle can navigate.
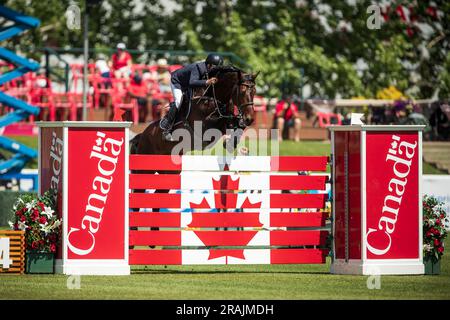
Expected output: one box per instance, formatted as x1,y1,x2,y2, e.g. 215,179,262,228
206,77,218,85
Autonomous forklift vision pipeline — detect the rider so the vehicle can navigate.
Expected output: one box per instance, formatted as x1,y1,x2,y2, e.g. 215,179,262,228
160,53,224,141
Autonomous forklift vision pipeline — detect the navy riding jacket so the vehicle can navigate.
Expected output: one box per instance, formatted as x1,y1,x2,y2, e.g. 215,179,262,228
171,61,208,90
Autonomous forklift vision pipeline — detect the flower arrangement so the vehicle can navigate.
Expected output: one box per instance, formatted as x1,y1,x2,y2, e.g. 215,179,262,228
8,190,61,253
376,85,406,100
423,195,448,263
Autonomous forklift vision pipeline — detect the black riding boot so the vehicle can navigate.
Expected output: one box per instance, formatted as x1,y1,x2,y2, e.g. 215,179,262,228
160,102,178,141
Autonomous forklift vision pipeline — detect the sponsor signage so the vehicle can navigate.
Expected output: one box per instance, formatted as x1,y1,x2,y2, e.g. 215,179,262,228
67,128,125,259
365,132,419,259
37,122,130,275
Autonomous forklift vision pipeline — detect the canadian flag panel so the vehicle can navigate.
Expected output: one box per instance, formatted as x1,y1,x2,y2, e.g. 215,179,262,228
181,249,271,265
181,155,271,172
181,231,270,264
180,171,272,190
180,172,271,212
180,163,271,264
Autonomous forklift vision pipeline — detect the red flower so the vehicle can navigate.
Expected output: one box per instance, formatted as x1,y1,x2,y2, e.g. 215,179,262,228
433,229,440,235
15,210,22,216
438,247,444,253
31,241,39,249
20,215,26,222
13,223,18,230
50,244,56,252
426,231,432,238
39,216,47,224
434,239,440,246
436,219,441,225
38,202,45,211
31,210,39,221
440,214,445,219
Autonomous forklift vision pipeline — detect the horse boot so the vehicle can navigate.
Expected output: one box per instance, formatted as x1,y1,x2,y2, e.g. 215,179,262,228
160,102,178,141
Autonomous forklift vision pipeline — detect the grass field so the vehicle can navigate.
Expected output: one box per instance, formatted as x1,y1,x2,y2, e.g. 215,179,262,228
1,238,449,300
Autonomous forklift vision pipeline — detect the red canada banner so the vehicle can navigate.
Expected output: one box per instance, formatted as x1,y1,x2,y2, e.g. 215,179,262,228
67,128,125,259
365,132,419,259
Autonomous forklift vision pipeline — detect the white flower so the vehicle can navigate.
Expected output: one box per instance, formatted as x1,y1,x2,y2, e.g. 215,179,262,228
50,219,62,231
17,221,27,231
424,244,432,252
43,206,54,218
40,223,51,235
8,221,14,229
25,199,37,212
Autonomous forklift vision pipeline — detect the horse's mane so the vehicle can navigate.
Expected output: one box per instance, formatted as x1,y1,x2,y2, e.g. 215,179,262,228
208,65,244,78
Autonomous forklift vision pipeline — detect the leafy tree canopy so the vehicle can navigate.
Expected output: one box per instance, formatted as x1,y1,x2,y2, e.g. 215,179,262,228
1,0,448,99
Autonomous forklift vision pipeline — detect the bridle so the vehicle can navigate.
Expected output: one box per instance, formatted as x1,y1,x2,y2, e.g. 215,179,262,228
233,74,256,111
203,70,255,125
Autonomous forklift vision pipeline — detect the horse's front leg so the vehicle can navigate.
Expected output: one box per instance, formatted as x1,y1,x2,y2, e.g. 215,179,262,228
223,119,245,153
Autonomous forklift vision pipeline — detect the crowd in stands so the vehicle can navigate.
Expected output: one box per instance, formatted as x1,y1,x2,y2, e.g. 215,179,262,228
0,43,182,124
271,95,450,141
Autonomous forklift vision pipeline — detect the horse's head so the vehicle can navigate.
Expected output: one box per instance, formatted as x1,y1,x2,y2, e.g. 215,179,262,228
204,66,259,128
233,71,259,128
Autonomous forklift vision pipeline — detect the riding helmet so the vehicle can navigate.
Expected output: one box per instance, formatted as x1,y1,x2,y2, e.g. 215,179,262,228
205,53,224,66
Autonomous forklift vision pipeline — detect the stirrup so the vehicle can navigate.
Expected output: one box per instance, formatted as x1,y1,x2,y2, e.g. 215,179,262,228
162,130,174,142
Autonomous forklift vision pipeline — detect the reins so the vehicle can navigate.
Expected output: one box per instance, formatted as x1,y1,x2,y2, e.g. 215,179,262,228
204,69,255,122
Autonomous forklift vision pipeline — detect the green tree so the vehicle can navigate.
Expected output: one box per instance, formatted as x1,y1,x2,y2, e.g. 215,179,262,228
1,0,448,99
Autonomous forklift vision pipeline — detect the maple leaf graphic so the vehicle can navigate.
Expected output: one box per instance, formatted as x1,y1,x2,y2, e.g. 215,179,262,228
188,171,262,262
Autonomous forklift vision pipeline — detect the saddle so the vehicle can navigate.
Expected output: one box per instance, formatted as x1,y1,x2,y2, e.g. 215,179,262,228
172,87,231,128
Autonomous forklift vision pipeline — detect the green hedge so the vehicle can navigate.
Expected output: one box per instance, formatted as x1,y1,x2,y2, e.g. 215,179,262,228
0,191,36,227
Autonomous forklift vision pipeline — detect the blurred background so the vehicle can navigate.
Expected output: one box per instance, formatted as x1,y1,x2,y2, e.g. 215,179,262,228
0,0,449,196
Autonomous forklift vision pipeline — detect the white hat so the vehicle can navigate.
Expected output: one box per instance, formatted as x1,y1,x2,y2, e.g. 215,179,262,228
117,43,126,50
157,58,168,66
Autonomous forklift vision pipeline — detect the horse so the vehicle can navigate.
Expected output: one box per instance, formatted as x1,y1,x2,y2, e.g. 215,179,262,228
130,65,258,155
128,66,259,241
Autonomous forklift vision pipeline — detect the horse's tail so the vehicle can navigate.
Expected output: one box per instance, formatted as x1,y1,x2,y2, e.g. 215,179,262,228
129,133,141,154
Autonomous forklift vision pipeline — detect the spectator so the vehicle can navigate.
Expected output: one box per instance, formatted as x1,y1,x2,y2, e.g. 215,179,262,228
156,58,171,93
274,95,301,142
95,53,111,88
140,70,162,121
128,74,149,123
111,43,132,80
429,102,450,140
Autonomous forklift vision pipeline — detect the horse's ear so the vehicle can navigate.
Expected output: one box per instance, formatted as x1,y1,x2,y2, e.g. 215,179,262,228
252,71,260,80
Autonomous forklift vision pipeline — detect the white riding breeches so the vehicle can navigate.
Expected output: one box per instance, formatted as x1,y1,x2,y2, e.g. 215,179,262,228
170,83,183,109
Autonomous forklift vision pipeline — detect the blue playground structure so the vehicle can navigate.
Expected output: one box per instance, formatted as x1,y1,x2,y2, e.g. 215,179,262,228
0,5,40,179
